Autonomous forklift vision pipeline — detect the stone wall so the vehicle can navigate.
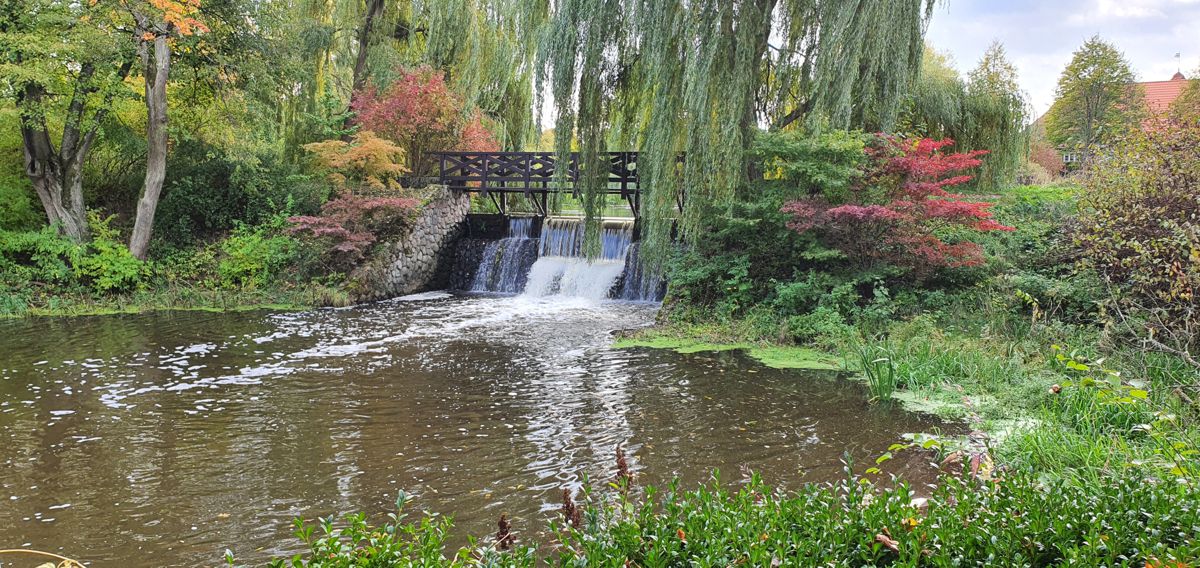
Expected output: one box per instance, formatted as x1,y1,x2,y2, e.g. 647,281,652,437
350,185,470,302
448,238,488,291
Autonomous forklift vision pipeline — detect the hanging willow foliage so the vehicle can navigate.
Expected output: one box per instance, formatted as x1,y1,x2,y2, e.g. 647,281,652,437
270,0,547,154
424,0,548,148
900,42,1029,192
538,0,936,263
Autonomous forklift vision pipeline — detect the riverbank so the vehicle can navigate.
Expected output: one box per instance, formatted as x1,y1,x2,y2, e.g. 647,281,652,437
618,295,1200,488
0,283,348,318
231,309,1200,565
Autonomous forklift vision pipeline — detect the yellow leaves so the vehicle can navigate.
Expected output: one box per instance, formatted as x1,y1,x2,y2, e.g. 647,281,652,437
142,31,156,40
304,131,409,193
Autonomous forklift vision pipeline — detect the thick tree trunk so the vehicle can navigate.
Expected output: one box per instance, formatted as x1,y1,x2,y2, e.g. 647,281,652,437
18,84,91,241
352,0,384,94
129,34,171,260
22,138,90,241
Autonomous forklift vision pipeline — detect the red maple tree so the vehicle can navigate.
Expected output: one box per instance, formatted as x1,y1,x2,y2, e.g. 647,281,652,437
782,136,1013,277
353,66,499,177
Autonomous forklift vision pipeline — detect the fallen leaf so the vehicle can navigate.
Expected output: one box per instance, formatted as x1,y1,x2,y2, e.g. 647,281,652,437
876,533,900,553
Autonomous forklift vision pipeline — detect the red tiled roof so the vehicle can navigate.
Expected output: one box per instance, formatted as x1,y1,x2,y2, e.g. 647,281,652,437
1140,73,1188,115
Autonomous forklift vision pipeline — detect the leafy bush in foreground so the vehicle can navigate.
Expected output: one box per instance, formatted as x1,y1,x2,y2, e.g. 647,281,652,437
0,212,144,297
1076,121,1200,348
242,470,1200,567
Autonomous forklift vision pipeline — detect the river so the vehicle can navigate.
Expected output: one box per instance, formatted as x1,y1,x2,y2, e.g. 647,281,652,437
0,294,948,567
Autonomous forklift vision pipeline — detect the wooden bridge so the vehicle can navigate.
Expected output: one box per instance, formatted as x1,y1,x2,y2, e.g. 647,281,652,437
432,152,642,216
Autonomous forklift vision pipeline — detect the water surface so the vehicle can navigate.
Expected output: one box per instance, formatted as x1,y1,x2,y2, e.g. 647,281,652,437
0,295,947,567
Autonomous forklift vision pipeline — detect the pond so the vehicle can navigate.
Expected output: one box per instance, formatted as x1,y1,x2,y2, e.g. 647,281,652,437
0,294,951,567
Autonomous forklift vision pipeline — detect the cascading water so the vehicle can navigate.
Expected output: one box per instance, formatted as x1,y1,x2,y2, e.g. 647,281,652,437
470,218,540,294
616,242,666,302
463,216,664,301
522,219,633,301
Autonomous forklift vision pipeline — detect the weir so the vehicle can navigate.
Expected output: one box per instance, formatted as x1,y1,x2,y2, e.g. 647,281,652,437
458,216,665,302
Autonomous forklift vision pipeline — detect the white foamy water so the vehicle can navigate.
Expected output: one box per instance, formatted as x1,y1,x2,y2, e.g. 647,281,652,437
523,257,627,301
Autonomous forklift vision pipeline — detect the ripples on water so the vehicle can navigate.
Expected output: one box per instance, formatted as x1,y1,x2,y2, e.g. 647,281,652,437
0,294,947,567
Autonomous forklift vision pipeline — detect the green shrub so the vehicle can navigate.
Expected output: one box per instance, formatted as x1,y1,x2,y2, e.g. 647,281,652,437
69,212,145,293
783,307,855,344
563,472,1200,566
155,138,329,249
152,245,221,289
1076,123,1200,344
246,470,1200,567
0,108,40,231
217,220,299,289
245,492,534,568
1,214,146,298
0,226,78,286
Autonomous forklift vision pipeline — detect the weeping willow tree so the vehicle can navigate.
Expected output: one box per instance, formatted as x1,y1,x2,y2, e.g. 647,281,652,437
901,42,1029,191
267,0,547,156
537,0,936,261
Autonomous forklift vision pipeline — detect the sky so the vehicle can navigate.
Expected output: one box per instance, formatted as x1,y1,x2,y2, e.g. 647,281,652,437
925,0,1200,118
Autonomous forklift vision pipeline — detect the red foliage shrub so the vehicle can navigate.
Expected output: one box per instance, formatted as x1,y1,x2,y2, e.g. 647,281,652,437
353,66,499,177
782,135,1013,278
1029,140,1065,177
288,193,419,270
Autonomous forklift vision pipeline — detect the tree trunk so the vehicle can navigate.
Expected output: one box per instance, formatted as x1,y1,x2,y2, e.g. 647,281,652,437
344,0,385,133
18,85,91,241
129,34,171,260
352,0,384,94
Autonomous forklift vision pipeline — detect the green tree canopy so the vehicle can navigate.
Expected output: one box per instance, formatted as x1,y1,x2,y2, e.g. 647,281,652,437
1045,35,1145,162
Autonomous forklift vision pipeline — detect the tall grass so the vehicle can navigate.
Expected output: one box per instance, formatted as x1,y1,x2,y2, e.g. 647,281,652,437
855,342,897,401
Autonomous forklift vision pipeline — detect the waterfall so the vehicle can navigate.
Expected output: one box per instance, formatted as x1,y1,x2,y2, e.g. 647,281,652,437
470,218,539,294
461,216,664,301
616,242,666,302
538,218,633,261
522,219,634,301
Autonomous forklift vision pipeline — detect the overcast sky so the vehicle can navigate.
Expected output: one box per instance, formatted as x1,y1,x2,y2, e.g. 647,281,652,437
925,0,1200,117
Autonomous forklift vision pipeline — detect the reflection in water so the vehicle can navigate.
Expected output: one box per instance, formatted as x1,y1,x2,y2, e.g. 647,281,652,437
0,295,949,567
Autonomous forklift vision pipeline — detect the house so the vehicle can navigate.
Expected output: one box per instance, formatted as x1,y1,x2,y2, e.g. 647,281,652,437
1040,72,1191,166
1142,71,1190,117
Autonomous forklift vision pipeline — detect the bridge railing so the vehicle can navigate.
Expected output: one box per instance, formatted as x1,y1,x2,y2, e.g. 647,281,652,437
432,152,639,196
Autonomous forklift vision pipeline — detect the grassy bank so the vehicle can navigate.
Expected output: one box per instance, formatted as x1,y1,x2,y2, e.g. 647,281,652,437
0,283,347,318
618,172,1200,488
1,213,354,318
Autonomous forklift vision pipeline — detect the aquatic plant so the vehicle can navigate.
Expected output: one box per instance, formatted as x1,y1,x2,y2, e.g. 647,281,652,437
495,514,516,551
856,342,899,402
560,489,581,530
238,491,535,568
614,445,634,490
